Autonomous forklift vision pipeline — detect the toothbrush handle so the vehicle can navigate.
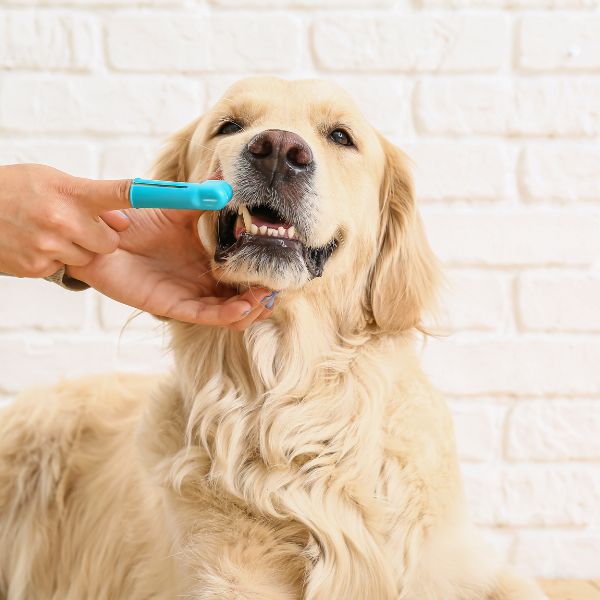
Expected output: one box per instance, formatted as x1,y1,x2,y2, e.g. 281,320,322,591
129,178,233,210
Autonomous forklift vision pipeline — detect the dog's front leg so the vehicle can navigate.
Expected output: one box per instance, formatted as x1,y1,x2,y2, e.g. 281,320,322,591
170,500,307,600
183,535,306,600
186,552,301,600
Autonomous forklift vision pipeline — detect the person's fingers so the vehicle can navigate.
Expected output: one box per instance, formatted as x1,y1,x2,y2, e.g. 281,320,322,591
255,307,273,321
167,299,254,326
100,210,130,232
70,215,120,254
231,287,274,309
227,302,266,331
221,288,274,328
227,291,277,330
184,296,223,306
72,176,132,212
55,242,96,268
149,289,275,327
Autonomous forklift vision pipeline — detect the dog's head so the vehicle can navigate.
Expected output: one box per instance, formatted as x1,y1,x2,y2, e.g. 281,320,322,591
154,77,438,333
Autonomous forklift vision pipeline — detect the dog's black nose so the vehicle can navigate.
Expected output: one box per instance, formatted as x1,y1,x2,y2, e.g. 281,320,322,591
246,129,313,184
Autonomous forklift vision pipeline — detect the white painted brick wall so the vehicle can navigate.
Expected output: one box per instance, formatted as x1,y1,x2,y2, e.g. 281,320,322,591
507,400,600,460
417,77,600,136
0,75,205,134
0,10,97,71
422,1,598,6
406,142,512,202
0,0,599,578
521,143,600,202
518,15,600,71
423,208,600,266
518,273,600,331
107,14,302,72
312,15,510,72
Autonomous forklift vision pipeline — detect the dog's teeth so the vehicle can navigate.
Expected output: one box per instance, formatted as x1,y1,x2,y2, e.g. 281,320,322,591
240,205,252,231
268,228,276,236
278,227,285,237
259,225,267,235
288,226,296,239
250,224,259,235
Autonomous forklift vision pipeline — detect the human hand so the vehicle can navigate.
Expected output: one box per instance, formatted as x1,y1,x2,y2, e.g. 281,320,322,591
66,207,275,328
0,163,274,327
0,164,130,278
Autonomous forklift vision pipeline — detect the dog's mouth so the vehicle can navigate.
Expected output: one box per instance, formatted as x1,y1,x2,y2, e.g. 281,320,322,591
214,202,337,278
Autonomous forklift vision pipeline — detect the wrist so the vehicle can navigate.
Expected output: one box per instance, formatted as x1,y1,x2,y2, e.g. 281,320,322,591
61,265,90,291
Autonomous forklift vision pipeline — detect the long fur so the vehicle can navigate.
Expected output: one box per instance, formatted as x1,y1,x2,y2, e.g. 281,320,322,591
0,78,545,600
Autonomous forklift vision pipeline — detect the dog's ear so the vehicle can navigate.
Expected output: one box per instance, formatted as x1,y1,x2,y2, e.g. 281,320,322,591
367,136,439,334
152,117,202,181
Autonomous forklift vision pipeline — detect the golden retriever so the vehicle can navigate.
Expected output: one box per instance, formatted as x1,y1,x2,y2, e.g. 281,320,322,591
0,77,545,599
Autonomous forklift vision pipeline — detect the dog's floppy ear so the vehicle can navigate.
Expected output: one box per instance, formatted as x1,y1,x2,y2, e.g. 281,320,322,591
367,136,439,334
152,117,202,181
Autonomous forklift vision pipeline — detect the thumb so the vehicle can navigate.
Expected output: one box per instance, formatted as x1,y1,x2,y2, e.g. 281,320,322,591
74,176,132,212
101,209,131,232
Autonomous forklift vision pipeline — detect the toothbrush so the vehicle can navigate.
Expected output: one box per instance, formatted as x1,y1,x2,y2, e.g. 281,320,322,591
129,178,233,210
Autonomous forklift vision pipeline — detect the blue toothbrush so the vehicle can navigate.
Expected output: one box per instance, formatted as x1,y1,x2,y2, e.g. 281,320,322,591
129,178,233,210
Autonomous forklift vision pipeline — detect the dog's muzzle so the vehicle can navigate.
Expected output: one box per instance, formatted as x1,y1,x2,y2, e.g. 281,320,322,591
214,129,337,279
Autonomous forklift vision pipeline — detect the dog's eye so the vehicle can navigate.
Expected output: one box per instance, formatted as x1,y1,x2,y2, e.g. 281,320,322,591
330,129,353,147
217,121,242,135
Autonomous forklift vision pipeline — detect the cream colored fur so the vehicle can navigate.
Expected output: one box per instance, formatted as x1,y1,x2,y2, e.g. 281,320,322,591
0,78,545,599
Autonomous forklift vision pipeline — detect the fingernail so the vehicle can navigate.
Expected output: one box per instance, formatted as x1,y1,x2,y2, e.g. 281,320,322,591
266,298,276,310
260,291,279,306
119,210,129,219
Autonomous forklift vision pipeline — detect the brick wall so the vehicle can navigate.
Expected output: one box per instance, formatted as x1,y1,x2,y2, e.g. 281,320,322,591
1,0,599,578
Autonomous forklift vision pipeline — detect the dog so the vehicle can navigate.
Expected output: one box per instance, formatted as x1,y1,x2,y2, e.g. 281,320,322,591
0,77,546,599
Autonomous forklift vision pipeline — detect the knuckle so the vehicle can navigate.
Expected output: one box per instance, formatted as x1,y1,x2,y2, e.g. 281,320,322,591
34,233,59,254
45,207,71,234
24,256,54,278
114,180,131,204
33,203,54,227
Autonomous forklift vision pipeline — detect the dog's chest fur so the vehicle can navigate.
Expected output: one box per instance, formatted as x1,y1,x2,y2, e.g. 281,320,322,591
138,318,457,599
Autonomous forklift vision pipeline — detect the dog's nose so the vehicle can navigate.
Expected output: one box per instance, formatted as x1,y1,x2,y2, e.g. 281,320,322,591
246,129,313,183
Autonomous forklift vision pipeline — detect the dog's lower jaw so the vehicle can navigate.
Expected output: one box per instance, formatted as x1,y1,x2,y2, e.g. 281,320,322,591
213,256,310,291
198,215,309,290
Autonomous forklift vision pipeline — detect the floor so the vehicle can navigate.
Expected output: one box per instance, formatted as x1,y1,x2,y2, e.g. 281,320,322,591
541,580,600,600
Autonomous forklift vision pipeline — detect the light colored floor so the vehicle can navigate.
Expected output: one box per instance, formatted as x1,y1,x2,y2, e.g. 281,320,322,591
541,580,600,600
